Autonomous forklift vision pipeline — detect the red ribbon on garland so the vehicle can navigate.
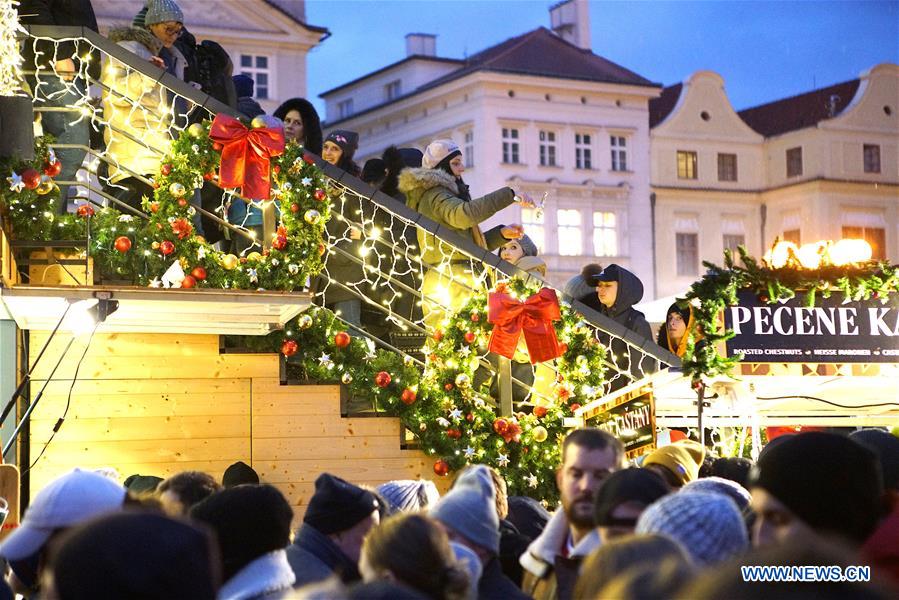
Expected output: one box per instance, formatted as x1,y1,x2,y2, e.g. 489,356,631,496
209,114,285,200
487,287,564,364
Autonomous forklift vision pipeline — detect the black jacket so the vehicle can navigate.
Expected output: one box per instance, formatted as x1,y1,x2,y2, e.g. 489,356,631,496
479,556,531,600
285,524,361,588
19,0,100,79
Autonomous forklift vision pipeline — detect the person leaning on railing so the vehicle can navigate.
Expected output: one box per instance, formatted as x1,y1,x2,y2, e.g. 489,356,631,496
399,139,535,328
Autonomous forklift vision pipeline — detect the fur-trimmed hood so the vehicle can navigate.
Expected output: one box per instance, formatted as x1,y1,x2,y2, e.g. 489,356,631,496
398,167,459,196
107,25,162,55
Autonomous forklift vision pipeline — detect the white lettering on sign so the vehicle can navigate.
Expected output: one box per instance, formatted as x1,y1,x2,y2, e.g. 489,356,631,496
728,306,875,335
868,308,899,336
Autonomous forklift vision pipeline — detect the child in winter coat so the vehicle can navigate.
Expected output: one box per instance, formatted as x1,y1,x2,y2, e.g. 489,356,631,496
498,234,546,277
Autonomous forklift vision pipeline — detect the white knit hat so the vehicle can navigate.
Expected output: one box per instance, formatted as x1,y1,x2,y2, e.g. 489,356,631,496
422,139,461,169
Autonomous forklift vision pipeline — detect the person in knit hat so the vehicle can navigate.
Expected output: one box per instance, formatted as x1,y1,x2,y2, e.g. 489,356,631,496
377,480,441,514
431,465,528,600
498,234,547,277
400,138,535,328
635,490,749,567
642,439,706,488
322,130,361,176
592,468,670,543
749,431,883,548
682,475,752,514
222,461,260,488
232,74,264,118
286,473,380,587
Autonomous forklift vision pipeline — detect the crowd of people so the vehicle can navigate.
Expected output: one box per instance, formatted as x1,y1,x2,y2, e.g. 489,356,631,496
0,427,895,599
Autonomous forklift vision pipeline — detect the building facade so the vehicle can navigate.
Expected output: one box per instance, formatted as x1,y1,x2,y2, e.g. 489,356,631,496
651,63,899,298
92,0,328,114
320,0,661,297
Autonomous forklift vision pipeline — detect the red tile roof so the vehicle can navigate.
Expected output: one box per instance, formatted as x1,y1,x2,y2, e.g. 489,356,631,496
737,79,861,137
649,83,683,128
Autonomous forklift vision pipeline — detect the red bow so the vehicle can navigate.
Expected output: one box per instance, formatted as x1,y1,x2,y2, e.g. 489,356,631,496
209,114,285,200
487,287,564,364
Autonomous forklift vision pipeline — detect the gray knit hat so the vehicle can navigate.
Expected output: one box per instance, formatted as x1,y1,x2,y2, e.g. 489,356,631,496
144,0,183,26
376,480,441,514
682,476,751,513
430,465,500,554
635,491,748,567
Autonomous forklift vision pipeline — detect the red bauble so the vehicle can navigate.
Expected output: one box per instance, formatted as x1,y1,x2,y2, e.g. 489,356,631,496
76,204,94,218
463,332,476,344
374,371,392,388
191,266,207,281
159,240,175,256
432,330,444,342
317,243,326,256
559,343,569,354
400,388,417,405
433,459,450,477
281,339,298,356
21,168,41,190
113,236,132,253
290,203,300,213
303,153,316,165
444,383,454,391
272,235,288,250
334,331,352,349
446,428,461,439
212,142,223,151
470,312,480,322
149,202,160,213
181,275,197,289
313,188,327,201
272,165,281,175
493,418,509,435
239,257,248,264
177,198,188,207
569,403,581,412
203,172,214,181
533,406,548,418
161,163,173,175
465,412,474,422
43,160,62,177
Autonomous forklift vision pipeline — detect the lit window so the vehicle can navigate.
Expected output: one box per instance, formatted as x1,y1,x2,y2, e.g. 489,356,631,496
863,144,881,173
718,153,737,181
677,151,697,179
610,136,627,171
502,128,520,164
676,233,698,276
786,147,802,177
557,209,583,256
464,130,474,168
539,130,557,167
575,133,592,169
592,211,617,257
338,98,354,119
239,54,271,100
521,207,544,253
783,229,801,245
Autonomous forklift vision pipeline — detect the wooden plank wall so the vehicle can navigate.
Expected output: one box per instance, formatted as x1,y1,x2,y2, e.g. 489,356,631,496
24,332,448,525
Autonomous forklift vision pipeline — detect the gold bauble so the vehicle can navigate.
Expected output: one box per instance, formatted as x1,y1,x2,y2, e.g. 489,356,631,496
220,254,239,270
303,209,321,225
35,175,56,196
341,372,353,385
187,123,205,137
454,373,471,389
532,425,549,443
246,251,263,262
250,116,267,129
297,314,313,330
169,182,186,197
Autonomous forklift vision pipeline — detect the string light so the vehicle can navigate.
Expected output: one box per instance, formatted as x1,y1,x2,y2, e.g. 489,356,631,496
0,0,24,96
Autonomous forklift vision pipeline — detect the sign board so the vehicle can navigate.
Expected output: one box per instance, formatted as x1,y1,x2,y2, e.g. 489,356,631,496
725,291,899,363
583,387,656,459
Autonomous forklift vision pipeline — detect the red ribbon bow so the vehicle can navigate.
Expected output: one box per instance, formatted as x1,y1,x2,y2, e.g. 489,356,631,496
209,114,285,200
487,287,564,364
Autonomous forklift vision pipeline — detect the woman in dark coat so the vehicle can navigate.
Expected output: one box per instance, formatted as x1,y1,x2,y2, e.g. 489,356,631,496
273,98,323,156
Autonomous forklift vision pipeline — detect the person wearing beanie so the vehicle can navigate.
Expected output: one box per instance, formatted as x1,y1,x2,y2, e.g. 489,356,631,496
749,431,884,547
592,468,670,543
562,263,603,303
0,469,127,596
520,428,625,600
122,474,164,496
376,480,441,514
710,456,753,489
429,466,527,600
222,461,260,488
47,512,220,600
157,471,222,516
286,473,380,587
498,234,546,277
643,439,706,488
657,301,702,357
273,98,323,155
322,130,361,176
682,476,752,513
635,490,749,566
233,74,264,119
399,138,535,328
361,158,388,188
850,428,899,496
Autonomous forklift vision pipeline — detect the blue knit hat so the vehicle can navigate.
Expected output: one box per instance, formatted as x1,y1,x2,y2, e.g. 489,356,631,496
376,479,440,514
635,491,748,566
430,465,500,554
682,476,751,513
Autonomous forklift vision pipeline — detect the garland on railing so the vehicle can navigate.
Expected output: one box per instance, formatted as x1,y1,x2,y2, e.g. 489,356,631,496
682,246,899,383
255,276,608,502
0,122,329,290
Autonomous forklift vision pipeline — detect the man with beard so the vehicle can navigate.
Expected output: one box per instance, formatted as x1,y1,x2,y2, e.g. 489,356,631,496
519,429,625,600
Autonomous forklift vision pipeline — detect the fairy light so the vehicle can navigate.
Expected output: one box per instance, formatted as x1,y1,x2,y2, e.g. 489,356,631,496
0,0,24,96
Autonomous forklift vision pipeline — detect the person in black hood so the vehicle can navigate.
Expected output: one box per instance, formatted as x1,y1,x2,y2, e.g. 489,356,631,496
232,74,264,119
273,98,323,156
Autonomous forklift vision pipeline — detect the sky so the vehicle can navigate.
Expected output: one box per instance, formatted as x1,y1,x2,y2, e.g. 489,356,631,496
304,0,898,119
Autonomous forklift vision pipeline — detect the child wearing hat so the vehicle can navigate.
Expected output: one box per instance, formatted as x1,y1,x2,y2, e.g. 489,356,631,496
498,234,547,277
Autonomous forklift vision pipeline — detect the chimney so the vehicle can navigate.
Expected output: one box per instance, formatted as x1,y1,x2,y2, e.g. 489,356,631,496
827,94,840,117
550,0,591,50
406,33,437,57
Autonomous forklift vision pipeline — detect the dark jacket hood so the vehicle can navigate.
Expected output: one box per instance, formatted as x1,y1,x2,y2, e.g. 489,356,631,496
601,264,644,317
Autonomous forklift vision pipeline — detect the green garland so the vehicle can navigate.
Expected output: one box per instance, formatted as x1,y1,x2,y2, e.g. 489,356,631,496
682,246,899,382
1,123,329,289
253,276,608,503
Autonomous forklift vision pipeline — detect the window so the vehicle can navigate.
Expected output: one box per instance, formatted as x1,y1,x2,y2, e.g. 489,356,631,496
592,211,617,257
786,147,803,177
677,151,698,179
676,233,699,276
385,80,401,101
502,128,520,164
843,226,886,260
557,209,583,256
863,144,881,173
575,133,592,169
539,130,557,167
723,234,745,253
783,229,801,244
239,54,270,100
610,136,628,171
521,207,545,253
463,130,474,168
718,153,738,181
338,99,354,119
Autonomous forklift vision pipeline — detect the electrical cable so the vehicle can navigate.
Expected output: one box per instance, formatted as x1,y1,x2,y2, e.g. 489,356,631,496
756,395,899,410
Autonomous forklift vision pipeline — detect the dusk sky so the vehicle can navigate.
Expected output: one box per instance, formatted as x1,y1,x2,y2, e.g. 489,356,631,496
305,0,898,120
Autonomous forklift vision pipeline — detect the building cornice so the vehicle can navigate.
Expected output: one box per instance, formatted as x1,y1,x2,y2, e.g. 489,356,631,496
653,176,899,195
